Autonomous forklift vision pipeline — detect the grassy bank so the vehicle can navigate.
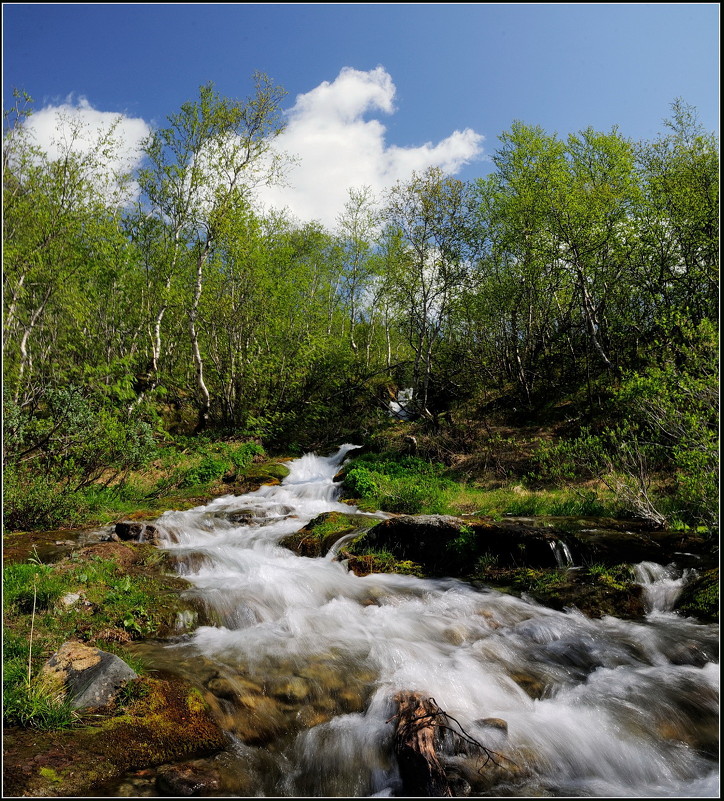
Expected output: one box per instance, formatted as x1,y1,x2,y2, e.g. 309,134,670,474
4,437,290,534
340,450,616,520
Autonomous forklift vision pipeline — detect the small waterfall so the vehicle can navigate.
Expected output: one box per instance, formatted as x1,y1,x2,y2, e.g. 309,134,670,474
389,387,414,420
549,538,575,567
633,561,692,613
129,447,719,798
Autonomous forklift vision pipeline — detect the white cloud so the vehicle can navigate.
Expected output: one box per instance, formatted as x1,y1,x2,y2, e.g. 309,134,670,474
22,95,150,205
256,66,484,229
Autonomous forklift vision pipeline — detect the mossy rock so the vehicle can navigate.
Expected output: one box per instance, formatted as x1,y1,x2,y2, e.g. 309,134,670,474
280,512,378,557
675,568,719,623
341,549,426,578
476,565,645,619
2,675,227,797
243,462,290,482
353,515,563,576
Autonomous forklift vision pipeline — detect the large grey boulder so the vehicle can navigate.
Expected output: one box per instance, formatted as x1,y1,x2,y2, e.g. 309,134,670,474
42,641,138,709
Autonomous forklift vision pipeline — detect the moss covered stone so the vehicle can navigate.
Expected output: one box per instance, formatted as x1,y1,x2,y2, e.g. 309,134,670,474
280,511,378,557
2,675,227,797
675,568,719,622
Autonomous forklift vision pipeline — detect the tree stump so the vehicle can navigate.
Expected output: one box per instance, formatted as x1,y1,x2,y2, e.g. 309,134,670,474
392,692,452,797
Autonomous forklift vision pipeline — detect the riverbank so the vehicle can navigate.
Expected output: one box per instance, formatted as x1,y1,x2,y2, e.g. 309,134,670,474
2,454,296,796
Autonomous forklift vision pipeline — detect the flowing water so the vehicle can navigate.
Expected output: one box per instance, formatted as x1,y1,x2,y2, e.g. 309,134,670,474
129,445,718,797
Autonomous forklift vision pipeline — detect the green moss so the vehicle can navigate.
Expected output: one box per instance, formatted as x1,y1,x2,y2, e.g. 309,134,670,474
675,568,719,622
280,512,377,557
38,767,62,783
186,686,207,714
233,461,290,485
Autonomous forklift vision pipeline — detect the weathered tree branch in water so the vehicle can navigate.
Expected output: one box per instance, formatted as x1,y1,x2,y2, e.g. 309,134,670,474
389,692,512,797
391,693,451,796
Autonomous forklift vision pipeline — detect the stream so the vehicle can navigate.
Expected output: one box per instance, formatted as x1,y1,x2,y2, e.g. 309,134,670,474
125,444,718,797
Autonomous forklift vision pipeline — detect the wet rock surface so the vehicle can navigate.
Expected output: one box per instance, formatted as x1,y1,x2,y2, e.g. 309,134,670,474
357,514,565,575
155,759,222,796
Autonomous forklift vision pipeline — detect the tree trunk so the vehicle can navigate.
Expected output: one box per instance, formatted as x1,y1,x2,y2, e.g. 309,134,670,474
189,241,212,431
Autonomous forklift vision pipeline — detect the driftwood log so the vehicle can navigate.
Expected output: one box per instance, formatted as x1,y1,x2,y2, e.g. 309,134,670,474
392,692,452,797
390,692,512,796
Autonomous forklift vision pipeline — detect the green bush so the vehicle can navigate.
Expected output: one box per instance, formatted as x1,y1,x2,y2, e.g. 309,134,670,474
179,455,230,487
227,442,264,469
343,453,456,515
344,467,379,498
3,386,159,531
3,469,88,531
379,477,451,515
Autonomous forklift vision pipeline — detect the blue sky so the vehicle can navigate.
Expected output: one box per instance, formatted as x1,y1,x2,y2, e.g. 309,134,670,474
3,3,719,227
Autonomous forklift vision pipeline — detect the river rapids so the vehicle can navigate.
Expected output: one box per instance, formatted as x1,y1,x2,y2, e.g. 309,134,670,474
134,445,718,797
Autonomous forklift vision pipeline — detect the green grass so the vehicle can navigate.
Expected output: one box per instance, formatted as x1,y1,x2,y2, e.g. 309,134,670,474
2,548,189,730
342,451,620,520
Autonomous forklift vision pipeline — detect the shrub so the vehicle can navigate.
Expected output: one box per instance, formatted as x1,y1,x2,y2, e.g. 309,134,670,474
344,467,379,498
3,469,88,531
178,455,230,487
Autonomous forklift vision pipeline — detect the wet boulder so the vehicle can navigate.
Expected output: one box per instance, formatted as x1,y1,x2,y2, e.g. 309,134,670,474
155,760,221,796
358,515,563,576
115,520,163,544
280,511,379,557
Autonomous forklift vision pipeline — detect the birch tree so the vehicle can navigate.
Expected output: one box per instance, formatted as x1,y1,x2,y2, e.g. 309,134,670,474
137,75,287,428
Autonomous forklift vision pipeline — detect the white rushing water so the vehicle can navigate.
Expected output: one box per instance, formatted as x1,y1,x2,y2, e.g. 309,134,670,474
389,388,414,421
633,560,694,614
150,445,719,798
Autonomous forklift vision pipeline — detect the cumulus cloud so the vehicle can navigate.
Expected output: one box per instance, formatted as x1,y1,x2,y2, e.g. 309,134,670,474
256,66,484,229
22,95,150,205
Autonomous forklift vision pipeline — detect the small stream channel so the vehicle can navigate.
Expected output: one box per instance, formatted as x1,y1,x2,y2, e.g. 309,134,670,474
117,445,717,797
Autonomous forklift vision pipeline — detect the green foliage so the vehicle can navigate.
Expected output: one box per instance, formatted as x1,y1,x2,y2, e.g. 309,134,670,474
179,454,229,487
2,92,717,526
174,440,265,488
343,467,380,499
2,468,88,531
448,524,476,555
510,567,568,593
3,563,68,613
474,552,499,572
532,320,718,530
345,545,425,577
3,386,159,531
342,453,456,514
